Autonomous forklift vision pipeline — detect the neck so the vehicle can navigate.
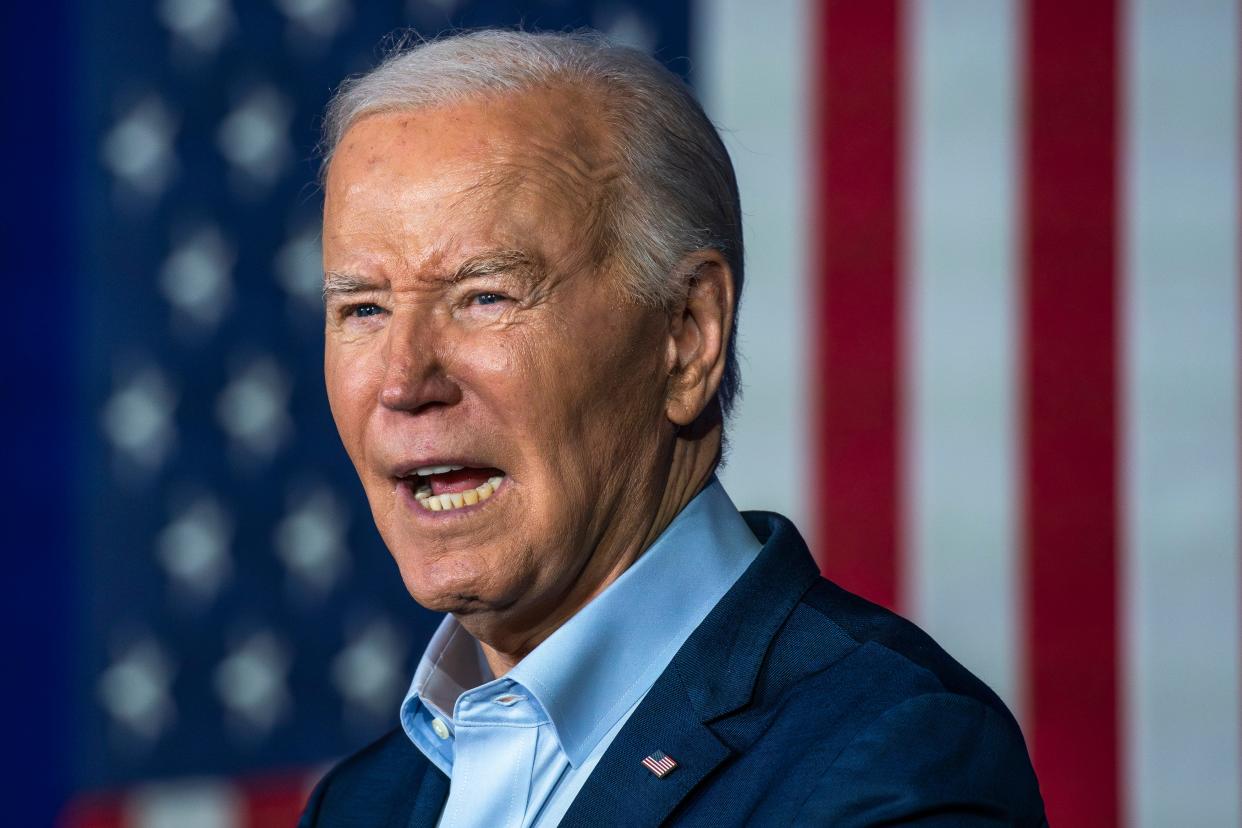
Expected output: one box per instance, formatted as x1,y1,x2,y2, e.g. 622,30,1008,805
476,421,723,677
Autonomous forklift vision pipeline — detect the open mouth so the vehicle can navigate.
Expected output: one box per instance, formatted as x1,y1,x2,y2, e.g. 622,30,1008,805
403,465,506,513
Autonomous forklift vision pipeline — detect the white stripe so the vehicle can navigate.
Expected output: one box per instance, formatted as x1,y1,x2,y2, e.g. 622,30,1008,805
1122,1,1241,825
694,0,812,534
125,779,243,828
903,0,1022,713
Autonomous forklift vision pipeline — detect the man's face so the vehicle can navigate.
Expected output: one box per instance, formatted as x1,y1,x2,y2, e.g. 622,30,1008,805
322,93,678,648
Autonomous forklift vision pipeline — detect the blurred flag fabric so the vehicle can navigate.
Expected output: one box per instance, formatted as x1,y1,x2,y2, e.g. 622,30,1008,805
19,1,1238,826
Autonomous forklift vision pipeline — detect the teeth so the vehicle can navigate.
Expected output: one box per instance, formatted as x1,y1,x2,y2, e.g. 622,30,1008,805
412,475,504,513
415,464,465,476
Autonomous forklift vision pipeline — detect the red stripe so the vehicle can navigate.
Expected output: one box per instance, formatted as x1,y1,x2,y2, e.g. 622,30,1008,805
60,770,316,828
59,795,122,828
814,0,905,611
241,771,316,827
1022,1,1120,825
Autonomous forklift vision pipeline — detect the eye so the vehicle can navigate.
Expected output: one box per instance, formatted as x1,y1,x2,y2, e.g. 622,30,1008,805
471,292,509,306
349,303,385,318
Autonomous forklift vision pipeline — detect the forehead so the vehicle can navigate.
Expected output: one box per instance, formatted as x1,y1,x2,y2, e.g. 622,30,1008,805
324,90,616,241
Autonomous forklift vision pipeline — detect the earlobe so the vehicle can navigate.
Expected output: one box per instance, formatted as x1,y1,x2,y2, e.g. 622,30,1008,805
664,252,733,427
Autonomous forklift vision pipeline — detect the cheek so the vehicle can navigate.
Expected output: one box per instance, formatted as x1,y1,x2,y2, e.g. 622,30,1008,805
512,318,665,463
446,322,549,410
325,342,382,456
570,315,667,417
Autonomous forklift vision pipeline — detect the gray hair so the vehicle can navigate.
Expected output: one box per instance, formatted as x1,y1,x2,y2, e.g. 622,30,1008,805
321,29,744,419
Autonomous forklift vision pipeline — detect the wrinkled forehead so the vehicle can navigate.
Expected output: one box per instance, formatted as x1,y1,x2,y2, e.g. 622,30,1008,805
325,89,619,235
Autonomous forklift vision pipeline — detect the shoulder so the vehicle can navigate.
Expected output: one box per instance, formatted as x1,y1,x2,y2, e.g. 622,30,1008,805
793,689,1047,826
746,573,1024,746
688,507,1047,824
734,511,1021,730
798,576,1014,715
299,728,431,828
769,578,1046,824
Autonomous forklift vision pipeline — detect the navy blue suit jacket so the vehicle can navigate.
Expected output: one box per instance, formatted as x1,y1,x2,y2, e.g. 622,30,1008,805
300,512,1046,826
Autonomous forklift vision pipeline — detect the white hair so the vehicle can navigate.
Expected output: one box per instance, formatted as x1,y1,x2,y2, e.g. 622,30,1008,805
320,29,745,417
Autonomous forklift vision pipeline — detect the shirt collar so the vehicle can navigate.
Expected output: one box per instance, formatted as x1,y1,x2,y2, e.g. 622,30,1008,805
401,477,761,767
407,613,494,723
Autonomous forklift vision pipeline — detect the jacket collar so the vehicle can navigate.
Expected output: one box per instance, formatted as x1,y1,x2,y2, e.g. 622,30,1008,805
558,511,821,827
673,512,822,721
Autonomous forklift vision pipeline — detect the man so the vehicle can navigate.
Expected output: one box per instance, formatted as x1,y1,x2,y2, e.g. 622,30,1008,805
301,29,1045,827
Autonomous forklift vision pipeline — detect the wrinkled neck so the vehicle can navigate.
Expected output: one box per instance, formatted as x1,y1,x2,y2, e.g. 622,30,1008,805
476,417,723,677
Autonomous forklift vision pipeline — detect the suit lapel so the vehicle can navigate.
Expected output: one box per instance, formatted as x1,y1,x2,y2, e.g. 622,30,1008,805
387,756,448,828
557,668,731,827
561,513,821,826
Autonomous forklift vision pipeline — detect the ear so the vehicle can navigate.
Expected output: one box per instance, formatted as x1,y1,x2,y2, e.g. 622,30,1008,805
664,250,735,427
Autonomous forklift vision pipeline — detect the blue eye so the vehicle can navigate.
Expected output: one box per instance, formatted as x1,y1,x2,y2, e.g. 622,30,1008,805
473,293,508,306
351,303,383,318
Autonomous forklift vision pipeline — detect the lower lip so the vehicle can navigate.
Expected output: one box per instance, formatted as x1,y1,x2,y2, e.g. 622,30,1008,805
396,477,506,518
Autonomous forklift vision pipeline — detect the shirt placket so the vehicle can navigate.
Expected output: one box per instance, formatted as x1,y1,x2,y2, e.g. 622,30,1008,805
438,683,546,828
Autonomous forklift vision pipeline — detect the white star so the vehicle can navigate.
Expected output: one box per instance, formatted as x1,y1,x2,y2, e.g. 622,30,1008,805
595,4,659,54
215,357,292,461
160,224,235,330
156,495,233,604
332,619,407,720
275,0,352,40
102,97,178,198
216,86,293,188
274,485,349,595
102,366,178,471
214,631,292,735
274,225,324,314
157,0,234,54
97,637,177,742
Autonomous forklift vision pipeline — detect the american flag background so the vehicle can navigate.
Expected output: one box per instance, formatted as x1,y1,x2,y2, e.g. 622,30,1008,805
4,1,1239,826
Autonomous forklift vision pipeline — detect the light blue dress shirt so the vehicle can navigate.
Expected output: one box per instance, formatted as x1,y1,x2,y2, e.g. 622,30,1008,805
399,478,762,827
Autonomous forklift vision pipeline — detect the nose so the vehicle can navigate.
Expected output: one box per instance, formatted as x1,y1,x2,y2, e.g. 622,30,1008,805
378,310,463,412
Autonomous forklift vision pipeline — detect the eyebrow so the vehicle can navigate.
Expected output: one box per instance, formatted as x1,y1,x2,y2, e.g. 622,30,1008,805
450,249,542,283
321,249,543,303
322,271,380,302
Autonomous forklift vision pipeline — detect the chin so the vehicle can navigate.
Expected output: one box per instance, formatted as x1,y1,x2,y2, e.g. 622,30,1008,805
386,535,511,614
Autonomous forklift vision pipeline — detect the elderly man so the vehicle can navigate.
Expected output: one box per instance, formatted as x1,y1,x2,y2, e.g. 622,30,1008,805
300,29,1045,828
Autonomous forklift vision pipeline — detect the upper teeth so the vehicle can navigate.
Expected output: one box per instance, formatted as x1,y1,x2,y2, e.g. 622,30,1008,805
414,465,464,476
413,475,505,512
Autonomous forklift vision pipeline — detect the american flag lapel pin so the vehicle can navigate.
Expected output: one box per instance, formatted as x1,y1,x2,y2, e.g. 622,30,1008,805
641,750,679,779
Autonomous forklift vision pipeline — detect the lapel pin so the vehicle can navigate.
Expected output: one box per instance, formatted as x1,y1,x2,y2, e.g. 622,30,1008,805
641,750,679,779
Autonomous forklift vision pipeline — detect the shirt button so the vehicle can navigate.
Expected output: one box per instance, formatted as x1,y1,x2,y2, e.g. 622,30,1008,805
431,718,450,740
